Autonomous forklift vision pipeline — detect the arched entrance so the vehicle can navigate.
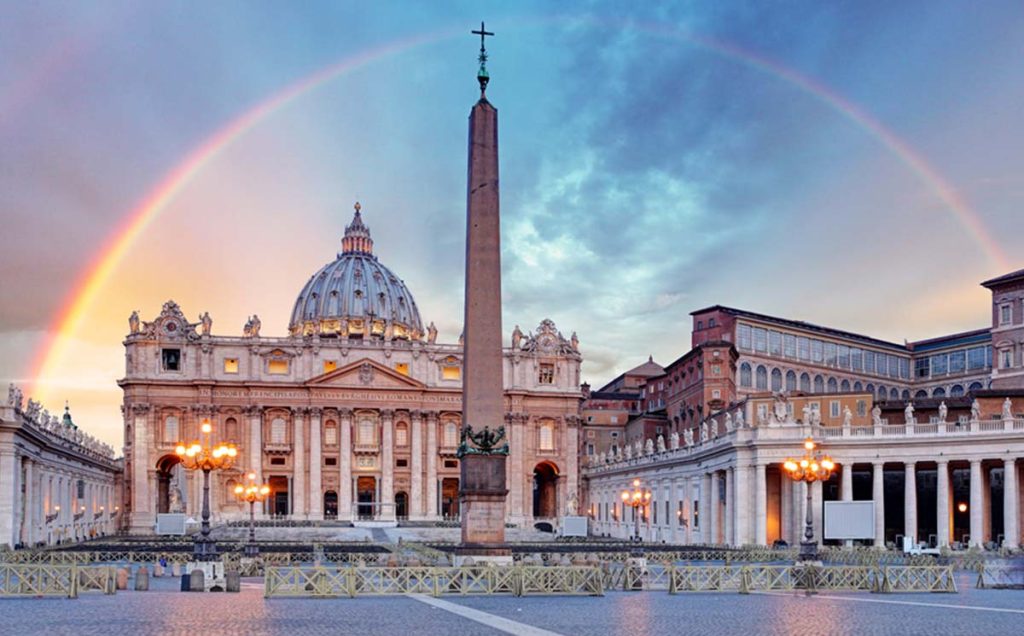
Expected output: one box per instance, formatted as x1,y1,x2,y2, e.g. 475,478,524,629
533,462,559,519
268,476,289,517
324,491,338,519
395,491,408,519
156,455,182,514
441,478,460,519
357,476,376,519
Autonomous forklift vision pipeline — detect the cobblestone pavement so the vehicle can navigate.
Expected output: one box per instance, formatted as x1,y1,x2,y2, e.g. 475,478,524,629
3,573,1022,635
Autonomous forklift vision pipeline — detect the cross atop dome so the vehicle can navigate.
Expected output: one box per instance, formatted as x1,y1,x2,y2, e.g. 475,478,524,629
472,21,494,96
341,201,374,256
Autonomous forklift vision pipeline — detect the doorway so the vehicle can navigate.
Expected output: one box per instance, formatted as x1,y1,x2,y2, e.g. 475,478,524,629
533,462,559,518
442,478,460,519
155,455,182,514
268,476,289,517
357,476,376,519
324,491,338,520
395,491,408,519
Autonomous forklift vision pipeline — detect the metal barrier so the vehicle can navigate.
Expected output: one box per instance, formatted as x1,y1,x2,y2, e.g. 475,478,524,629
664,564,955,594
264,566,604,598
976,565,1024,589
0,564,117,598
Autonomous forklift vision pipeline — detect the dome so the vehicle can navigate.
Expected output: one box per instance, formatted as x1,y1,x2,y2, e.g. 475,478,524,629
289,203,424,339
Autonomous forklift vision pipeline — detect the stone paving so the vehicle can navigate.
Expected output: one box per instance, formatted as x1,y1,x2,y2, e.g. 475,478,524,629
2,572,1022,635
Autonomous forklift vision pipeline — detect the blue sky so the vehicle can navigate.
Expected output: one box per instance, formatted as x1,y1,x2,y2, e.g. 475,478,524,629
1,1,1023,446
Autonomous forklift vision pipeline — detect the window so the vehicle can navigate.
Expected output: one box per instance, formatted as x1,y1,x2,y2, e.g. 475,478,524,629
915,357,930,378
753,328,768,352
443,422,459,447
225,417,239,442
840,379,850,392
756,365,768,390
711,365,721,376
610,415,618,424
786,370,797,392
854,381,862,391
268,359,288,375
712,389,721,399
539,422,554,451
738,324,752,350
323,360,337,373
800,373,811,392
830,401,840,418
444,459,458,469
950,384,965,397
161,348,181,371
967,348,985,369
271,418,287,444
827,377,838,392
813,375,824,393
324,422,338,446
396,459,408,468
442,365,460,380
798,337,810,360
856,400,866,417
587,443,594,455
223,358,239,374
931,354,948,376
864,351,876,375
697,320,703,330
811,339,823,363
740,363,752,387
933,387,946,398
325,457,337,466
838,345,850,368
875,352,887,375
949,350,966,374
1000,304,1012,325
539,363,555,384
708,318,716,328
163,416,179,443
900,358,910,379
824,342,837,367
270,457,285,466
395,423,409,447
851,348,863,371
394,363,409,376
771,368,782,391
888,355,900,378
784,334,797,358
769,331,783,356
1001,349,1013,369
358,419,375,445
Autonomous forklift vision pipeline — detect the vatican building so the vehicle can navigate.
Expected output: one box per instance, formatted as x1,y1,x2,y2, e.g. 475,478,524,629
120,205,582,533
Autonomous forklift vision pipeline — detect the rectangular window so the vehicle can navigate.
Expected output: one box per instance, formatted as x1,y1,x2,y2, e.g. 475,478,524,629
798,337,811,360
888,355,900,378
444,459,458,469
824,342,837,367
830,401,840,418
394,363,409,376
324,426,338,446
738,324,752,350
270,457,285,466
769,331,783,356
965,346,985,369
396,426,408,447
931,354,948,376
442,366,460,380
915,357,930,378
1000,304,1011,325
538,363,555,384
753,328,768,352
323,360,337,373
712,389,721,399
268,359,288,375
811,339,824,363
325,457,337,466
1002,349,1013,369
784,334,797,358
875,353,887,376
223,358,239,374
396,458,408,468
949,350,966,374
161,348,181,371
539,425,554,451
851,348,863,371
610,415,618,424
838,345,850,368
900,358,910,379
864,350,876,375
856,400,866,417
711,365,721,376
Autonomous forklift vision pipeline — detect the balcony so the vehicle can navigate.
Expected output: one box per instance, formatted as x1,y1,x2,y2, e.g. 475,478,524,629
353,442,380,455
264,443,292,455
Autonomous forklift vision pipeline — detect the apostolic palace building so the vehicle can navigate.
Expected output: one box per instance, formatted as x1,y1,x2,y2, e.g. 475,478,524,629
583,269,1024,551
118,205,582,533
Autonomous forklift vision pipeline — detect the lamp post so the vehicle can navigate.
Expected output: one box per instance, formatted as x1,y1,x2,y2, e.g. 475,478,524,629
783,437,835,562
620,478,652,544
234,472,270,558
175,418,238,561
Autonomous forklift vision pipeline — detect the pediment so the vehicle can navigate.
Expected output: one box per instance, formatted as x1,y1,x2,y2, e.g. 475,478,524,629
306,358,425,389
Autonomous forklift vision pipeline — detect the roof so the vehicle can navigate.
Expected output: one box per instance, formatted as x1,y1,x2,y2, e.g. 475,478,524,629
908,328,991,352
690,305,908,351
586,391,639,401
981,268,1024,289
596,356,665,392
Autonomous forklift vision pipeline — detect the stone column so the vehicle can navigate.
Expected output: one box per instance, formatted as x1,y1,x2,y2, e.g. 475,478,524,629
700,473,712,544
426,412,438,520
292,408,306,519
380,410,394,521
21,458,34,546
507,413,524,522
936,460,950,548
904,462,917,546
248,406,263,484
1004,458,1019,549
872,462,885,547
970,459,984,547
780,470,792,544
724,468,734,545
811,480,823,546
410,411,424,520
709,471,720,545
840,463,854,547
565,416,580,519
131,404,152,531
0,449,16,547
308,408,322,520
338,409,353,521
755,462,767,546
734,463,750,546
668,478,679,542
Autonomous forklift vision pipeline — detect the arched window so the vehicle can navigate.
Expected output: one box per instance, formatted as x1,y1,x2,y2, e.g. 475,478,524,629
800,373,811,392
877,386,887,400
840,379,850,392
739,363,752,388
756,365,768,390
932,387,946,398
950,384,965,397
889,388,899,400
853,381,863,392
224,417,239,443
786,370,797,392
163,416,179,444
827,377,838,393
813,375,824,393
901,390,910,400
271,418,287,444
357,418,375,445
539,421,555,451
324,420,338,446
865,383,875,395
913,390,927,398
395,422,409,447
771,368,782,391
968,381,984,392
443,421,459,448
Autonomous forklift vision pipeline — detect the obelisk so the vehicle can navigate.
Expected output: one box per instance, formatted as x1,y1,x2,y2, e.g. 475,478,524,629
457,22,511,562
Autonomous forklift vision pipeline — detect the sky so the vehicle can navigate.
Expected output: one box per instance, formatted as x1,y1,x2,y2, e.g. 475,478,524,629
2,1,1023,449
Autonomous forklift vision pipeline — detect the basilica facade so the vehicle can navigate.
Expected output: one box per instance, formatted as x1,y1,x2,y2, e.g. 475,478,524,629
120,206,582,533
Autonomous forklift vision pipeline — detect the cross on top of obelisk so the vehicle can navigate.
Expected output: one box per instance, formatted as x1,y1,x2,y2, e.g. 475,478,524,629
472,21,494,95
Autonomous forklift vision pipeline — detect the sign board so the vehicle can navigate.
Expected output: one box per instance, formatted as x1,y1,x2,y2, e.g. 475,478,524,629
823,501,875,540
560,516,589,538
155,513,187,536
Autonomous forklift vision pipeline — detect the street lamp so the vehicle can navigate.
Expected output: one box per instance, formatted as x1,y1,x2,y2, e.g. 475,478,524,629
234,472,270,558
175,418,238,561
783,437,835,561
620,478,652,544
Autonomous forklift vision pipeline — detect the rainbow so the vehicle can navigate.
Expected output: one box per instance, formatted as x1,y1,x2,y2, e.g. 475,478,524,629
28,18,1009,400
